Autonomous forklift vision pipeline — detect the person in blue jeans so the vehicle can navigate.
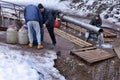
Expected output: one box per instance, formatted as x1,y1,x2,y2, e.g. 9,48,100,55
24,4,43,49
86,14,102,41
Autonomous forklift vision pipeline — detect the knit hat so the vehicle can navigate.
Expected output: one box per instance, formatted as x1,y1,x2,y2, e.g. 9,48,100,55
38,3,44,9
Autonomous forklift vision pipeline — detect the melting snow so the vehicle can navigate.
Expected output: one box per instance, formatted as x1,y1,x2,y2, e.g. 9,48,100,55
0,43,65,80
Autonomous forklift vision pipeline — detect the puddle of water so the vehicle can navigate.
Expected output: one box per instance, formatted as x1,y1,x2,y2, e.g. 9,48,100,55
96,43,113,49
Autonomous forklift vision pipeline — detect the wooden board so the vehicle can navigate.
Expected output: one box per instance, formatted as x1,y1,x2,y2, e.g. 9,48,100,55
71,48,115,64
103,29,117,38
104,38,114,42
71,46,96,52
114,47,120,59
55,28,93,48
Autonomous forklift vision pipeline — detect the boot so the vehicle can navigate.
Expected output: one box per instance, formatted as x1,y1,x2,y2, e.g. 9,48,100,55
29,43,33,48
37,44,43,49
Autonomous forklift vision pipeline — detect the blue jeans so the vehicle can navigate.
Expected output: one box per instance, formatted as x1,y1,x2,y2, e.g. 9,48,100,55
27,21,41,44
33,28,44,45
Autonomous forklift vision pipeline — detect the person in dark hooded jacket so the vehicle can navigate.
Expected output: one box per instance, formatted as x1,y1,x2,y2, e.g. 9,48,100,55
90,14,102,28
86,14,102,41
38,3,60,49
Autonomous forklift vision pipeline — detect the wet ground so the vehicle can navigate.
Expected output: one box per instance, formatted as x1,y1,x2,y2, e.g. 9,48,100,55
0,23,120,80
54,27,120,80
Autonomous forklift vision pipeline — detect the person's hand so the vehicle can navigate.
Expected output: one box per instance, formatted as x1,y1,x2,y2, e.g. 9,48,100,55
43,24,46,27
43,24,46,30
56,18,60,21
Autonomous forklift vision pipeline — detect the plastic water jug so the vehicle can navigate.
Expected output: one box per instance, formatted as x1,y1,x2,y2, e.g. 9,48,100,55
6,27,17,44
18,27,28,44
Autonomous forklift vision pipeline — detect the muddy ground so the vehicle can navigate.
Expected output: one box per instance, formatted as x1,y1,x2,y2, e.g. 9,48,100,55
0,25,120,80
55,25,120,80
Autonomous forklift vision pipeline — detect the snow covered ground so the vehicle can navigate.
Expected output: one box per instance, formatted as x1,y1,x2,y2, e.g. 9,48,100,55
2,0,69,10
0,0,119,80
0,31,65,80
2,0,120,26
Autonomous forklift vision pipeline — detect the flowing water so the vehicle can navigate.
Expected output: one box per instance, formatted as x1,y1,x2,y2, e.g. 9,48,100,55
97,33,113,49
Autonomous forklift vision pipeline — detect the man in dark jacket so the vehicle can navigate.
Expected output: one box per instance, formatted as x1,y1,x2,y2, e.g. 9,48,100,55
38,3,58,49
24,4,43,49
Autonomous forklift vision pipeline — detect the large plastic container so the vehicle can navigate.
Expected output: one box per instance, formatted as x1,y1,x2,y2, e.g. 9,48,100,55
6,27,17,44
18,28,28,44
54,20,60,28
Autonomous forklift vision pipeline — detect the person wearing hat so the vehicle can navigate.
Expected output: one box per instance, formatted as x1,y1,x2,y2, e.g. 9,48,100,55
38,3,59,49
24,4,43,49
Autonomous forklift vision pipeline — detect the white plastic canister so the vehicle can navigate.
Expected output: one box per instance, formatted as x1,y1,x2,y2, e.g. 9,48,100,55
6,27,17,44
18,28,28,44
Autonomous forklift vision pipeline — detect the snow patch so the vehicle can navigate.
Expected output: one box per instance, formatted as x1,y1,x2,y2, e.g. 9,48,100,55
0,44,66,80
86,0,96,5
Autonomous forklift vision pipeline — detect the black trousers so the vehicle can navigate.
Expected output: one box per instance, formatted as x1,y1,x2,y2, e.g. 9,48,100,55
46,26,56,45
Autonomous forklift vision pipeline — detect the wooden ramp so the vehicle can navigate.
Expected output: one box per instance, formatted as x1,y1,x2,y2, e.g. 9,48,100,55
54,28,93,48
114,47,120,59
71,47,115,64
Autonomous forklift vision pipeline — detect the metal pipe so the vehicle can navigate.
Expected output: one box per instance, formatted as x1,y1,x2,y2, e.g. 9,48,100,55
60,14,103,33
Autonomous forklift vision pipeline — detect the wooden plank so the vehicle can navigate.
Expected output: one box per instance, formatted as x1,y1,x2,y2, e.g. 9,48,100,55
55,28,93,47
104,38,114,42
114,47,120,59
72,48,115,64
103,29,117,38
71,46,96,52
55,28,91,46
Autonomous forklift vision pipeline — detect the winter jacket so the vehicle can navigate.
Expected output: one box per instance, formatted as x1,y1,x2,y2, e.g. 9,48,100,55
24,4,43,26
42,9,59,28
90,14,102,27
